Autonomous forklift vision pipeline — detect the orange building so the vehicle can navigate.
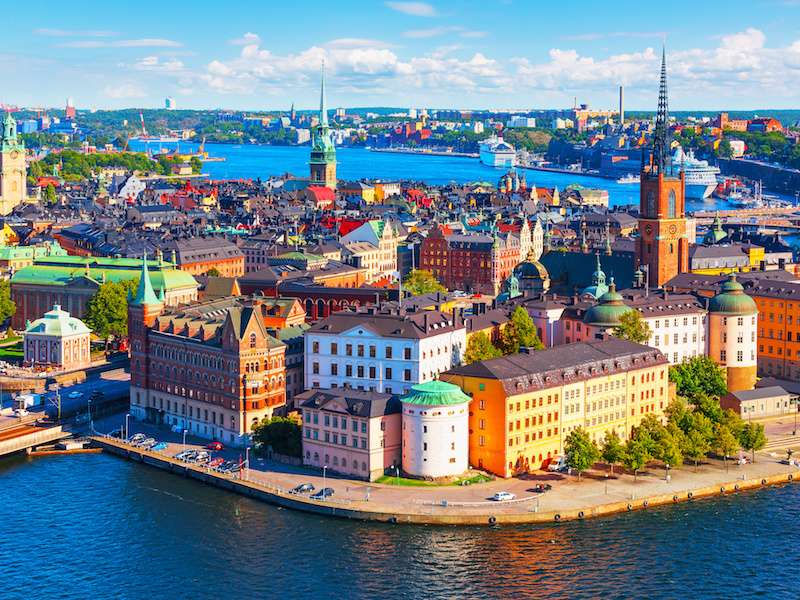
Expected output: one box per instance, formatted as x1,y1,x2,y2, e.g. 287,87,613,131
747,283,800,381
441,338,669,478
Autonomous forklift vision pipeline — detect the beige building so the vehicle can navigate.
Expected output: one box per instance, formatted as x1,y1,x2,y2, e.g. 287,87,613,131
0,114,27,215
720,386,796,419
24,305,92,371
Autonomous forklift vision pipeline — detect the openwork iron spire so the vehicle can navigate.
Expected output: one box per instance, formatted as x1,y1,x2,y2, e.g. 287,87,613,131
651,41,672,176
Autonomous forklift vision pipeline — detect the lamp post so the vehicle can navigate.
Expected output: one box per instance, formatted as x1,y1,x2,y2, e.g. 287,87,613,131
245,447,250,479
182,429,187,453
323,466,328,501
666,463,670,482
604,473,608,494
394,465,400,486
745,405,755,423
125,413,131,440
791,398,799,435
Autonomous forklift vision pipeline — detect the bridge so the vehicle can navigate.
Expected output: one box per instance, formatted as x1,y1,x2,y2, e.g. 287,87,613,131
0,417,71,458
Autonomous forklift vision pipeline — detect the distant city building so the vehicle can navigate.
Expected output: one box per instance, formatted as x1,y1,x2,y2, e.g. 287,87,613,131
163,236,245,278
166,97,176,110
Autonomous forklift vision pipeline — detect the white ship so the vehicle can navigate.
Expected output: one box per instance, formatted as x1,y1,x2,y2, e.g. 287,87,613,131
673,146,720,199
616,173,640,184
479,134,516,167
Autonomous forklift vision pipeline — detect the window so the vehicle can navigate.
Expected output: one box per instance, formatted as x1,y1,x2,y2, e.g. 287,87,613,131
361,422,367,433
479,419,485,429
737,350,743,362
325,415,330,426
312,341,319,353
369,346,376,358
331,343,338,355
479,436,485,447
346,365,353,377
386,347,392,359
404,348,411,360
357,345,364,357
331,363,338,376
668,190,676,218
312,362,319,374
404,369,411,381
479,400,485,410
357,365,364,378
346,344,353,356
721,350,727,362
380,421,386,431
385,367,392,379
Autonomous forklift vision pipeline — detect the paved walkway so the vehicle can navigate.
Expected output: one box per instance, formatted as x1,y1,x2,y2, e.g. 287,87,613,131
89,414,800,524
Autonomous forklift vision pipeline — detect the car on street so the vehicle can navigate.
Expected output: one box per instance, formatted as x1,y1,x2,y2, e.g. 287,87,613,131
175,450,193,460
310,488,334,499
292,483,315,494
129,433,146,444
193,451,210,464
151,442,169,451
470,293,482,299
207,458,225,468
493,492,516,501
531,484,552,493
90,391,104,399
68,391,84,399
206,442,223,451
137,438,156,449
548,454,568,472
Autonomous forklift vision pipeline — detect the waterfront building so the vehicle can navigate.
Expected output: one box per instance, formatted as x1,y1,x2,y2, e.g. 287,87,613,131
23,304,91,370
304,306,466,395
298,388,401,481
400,381,471,479
720,386,794,419
10,255,199,330
635,45,689,287
309,66,337,190
441,338,669,477
128,260,287,447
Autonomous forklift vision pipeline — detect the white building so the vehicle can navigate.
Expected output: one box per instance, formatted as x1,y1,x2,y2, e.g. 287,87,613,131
340,218,401,282
400,381,471,479
24,304,92,370
304,307,467,395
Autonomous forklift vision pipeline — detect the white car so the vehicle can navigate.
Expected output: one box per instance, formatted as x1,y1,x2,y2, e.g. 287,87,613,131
493,492,516,502
68,391,84,399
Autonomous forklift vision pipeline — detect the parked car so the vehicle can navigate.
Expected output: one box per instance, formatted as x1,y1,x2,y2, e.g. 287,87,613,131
470,293,482,299
531,484,552,493
207,458,225,468
129,433,146,444
493,492,516,502
193,451,210,464
151,442,169,451
293,483,315,494
68,391,83,399
310,488,334,499
206,442,223,451
137,438,156,449
90,391,104,399
14,408,28,418
175,450,193,460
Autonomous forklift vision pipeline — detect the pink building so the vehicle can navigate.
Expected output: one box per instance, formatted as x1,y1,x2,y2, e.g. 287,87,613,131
298,389,401,481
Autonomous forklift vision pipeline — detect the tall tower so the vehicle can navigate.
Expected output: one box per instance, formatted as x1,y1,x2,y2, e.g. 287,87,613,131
128,254,165,422
0,113,26,214
309,63,337,190
635,43,688,287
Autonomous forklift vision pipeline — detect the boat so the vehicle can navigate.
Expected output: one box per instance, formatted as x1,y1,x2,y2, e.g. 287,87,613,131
616,173,640,184
479,134,516,167
136,135,181,143
673,146,720,199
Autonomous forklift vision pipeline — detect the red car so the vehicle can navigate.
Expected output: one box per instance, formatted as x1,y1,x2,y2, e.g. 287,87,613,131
470,293,482,299
206,442,223,451
207,457,225,468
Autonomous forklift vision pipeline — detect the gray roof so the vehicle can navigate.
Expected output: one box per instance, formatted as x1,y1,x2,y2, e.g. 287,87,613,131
725,386,790,401
297,388,401,418
306,307,464,340
163,236,244,264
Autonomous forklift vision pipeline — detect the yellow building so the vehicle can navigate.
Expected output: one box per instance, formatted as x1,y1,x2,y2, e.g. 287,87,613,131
441,338,669,478
374,181,402,203
0,114,27,215
339,182,376,204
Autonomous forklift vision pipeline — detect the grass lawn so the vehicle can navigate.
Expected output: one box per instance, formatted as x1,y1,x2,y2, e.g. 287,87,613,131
0,341,23,361
375,474,493,487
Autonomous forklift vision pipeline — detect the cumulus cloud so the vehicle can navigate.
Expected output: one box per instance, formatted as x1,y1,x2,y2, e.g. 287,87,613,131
126,56,185,72
229,33,260,46
384,1,438,16
102,83,146,98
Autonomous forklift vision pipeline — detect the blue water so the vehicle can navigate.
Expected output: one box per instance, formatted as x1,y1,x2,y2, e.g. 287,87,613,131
1,451,798,600
132,140,748,212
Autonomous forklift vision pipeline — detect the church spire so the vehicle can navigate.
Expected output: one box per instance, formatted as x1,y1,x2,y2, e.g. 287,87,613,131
320,61,328,127
651,39,672,177
132,253,159,306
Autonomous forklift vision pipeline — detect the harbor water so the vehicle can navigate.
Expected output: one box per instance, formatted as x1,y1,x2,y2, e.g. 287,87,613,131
1,451,797,600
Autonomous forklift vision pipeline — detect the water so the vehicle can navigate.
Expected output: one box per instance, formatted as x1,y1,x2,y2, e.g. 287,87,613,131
2,451,798,600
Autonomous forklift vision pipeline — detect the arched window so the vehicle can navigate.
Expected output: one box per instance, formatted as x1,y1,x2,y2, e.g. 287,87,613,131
250,333,256,349
668,190,676,219
362,462,367,471
647,190,656,218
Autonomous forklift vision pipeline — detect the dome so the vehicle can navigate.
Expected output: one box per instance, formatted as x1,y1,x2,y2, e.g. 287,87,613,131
514,250,548,280
582,255,609,299
401,381,471,406
583,280,634,326
704,214,727,244
25,305,91,336
709,273,758,315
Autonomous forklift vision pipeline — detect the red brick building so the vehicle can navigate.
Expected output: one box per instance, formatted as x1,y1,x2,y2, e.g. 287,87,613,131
420,223,523,295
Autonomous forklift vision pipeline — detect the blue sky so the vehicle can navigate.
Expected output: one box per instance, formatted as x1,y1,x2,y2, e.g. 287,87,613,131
3,0,800,112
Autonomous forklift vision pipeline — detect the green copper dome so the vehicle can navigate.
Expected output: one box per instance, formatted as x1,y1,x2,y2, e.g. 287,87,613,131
583,280,634,326
708,273,757,315
704,214,727,244
401,381,471,406
582,255,609,299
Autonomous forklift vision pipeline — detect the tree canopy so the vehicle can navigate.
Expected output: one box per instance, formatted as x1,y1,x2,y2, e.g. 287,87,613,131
464,331,503,364
500,306,545,354
612,311,652,344
83,279,138,338
0,280,16,325
564,427,599,481
669,355,729,401
402,270,445,296
252,416,302,457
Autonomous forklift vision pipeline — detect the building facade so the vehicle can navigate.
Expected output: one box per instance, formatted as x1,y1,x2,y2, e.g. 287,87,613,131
0,113,27,215
309,67,337,190
23,304,91,371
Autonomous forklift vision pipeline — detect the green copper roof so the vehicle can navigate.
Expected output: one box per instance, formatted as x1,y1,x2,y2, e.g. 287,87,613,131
133,254,159,306
401,381,472,406
708,273,757,315
583,280,634,326
25,304,91,336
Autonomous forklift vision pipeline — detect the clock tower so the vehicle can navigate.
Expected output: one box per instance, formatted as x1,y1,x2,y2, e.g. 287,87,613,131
309,63,337,191
635,44,688,287
0,113,26,214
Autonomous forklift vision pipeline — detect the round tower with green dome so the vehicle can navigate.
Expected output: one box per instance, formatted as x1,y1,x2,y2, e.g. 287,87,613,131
581,255,610,300
583,278,634,329
708,272,758,391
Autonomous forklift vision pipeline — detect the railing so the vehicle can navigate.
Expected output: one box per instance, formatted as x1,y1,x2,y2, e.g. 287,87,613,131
413,494,542,507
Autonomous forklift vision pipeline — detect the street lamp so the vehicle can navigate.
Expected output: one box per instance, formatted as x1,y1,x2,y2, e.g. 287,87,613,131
666,463,670,481
245,447,250,479
125,413,131,440
791,398,800,435
744,405,755,422
605,473,608,494
323,466,328,501
393,465,400,486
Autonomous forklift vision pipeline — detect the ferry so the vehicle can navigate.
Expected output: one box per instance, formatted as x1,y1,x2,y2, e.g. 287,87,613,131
479,134,516,168
673,146,720,199
616,173,640,184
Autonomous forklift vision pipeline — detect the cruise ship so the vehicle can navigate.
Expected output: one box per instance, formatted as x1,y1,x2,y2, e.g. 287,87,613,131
479,135,517,167
673,146,720,199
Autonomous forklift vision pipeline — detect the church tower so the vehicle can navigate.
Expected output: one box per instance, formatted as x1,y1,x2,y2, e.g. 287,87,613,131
128,254,165,422
309,63,337,190
0,113,27,214
635,43,688,287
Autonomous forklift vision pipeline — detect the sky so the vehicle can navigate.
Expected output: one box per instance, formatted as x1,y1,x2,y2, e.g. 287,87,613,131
4,0,800,113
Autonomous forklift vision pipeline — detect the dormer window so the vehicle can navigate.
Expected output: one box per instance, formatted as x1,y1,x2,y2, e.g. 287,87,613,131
250,333,256,349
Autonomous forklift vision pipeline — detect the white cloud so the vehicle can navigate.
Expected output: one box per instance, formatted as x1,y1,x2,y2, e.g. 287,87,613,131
384,1,438,16
126,56,185,72
33,28,117,37
229,33,260,46
55,39,183,48
403,26,463,38
102,83,146,98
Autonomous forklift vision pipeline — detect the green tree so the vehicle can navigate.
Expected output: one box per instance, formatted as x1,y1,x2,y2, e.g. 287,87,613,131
715,425,740,472
207,267,220,277
692,392,725,423
601,431,625,475
740,422,767,462
189,156,203,174
43,183,57,204
500,306,544,354
612,310,652,344
402,270,445,296
464,331,502,364
83,279,138,339
0,280,16,324
622,438,652,483
563,427,600,481
252,416,302,457
669,355,729,401
683,426,711,473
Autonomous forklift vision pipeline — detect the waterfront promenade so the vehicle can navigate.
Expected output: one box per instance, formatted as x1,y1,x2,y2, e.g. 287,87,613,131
89,415,800,526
